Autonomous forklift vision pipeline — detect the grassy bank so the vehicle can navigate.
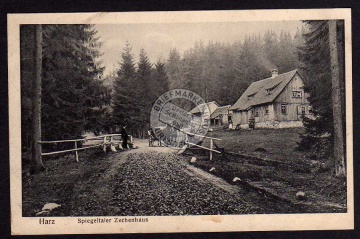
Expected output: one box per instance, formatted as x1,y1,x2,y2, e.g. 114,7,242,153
190,128,346,213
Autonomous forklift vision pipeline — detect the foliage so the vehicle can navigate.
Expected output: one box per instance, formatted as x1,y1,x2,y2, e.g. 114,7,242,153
153,59,169,97
21,24,109,147
112,42,143,135
165,31,299,106
112,44,171,137
296,21,345,161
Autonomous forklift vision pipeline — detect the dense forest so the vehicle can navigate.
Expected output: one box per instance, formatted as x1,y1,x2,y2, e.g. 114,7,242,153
108,29,300,136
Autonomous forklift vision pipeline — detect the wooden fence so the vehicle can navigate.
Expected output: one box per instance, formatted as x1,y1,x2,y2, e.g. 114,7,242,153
158,120,222,160
181,132,222,160
39,134,133,162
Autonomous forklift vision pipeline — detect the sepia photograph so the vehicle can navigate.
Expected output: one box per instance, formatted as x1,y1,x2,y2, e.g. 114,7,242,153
8,9,353,234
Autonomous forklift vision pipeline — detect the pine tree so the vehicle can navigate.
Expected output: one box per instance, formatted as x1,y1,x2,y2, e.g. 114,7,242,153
136,48,153,135
20,24,107,171
41,25,105,141
153,59,169,97
297,20,346,176
263,30,280,67
278,31,299,73
166,48,184,89
112,42,139,133
233,36,268,99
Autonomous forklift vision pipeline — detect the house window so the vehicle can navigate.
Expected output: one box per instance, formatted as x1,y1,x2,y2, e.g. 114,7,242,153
301,106,306,115
247,93,256,101
265,82,281,95
255,109,259,117
281,104,287,114
265,106,269,115
292,91,302,98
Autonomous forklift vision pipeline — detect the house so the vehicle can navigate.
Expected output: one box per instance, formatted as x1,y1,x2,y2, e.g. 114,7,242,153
210,105,231,126
229,69,312,129
189,101,219,121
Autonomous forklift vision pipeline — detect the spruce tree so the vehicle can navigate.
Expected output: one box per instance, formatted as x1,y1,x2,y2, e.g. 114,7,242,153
112,42,138,133
166,48,183,89
153,59,169,97
297,20,346,176
136,48,153,134
41,24,105,141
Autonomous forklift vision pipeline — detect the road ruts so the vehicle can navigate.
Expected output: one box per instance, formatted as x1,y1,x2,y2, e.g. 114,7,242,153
108,152,263,216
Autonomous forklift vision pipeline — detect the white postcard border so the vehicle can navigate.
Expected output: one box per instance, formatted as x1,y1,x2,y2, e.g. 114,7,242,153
8,9,353,235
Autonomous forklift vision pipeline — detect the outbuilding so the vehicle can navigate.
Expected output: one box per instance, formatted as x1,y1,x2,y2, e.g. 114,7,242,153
210,105,231,126
189,101,219,121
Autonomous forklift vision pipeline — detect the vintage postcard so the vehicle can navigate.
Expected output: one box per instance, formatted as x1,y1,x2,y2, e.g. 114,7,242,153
8,9,353,235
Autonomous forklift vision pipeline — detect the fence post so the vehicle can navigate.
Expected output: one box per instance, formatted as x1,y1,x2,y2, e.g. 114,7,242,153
74,141,79,162
103,136,107,153
210,138,213,160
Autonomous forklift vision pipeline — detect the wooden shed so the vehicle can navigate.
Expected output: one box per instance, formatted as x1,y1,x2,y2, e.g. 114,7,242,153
229,69,312,129
189,101,219,121
210,105,231,126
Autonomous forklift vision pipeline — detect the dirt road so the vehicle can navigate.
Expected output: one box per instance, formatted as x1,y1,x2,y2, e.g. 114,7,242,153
66,140,264,216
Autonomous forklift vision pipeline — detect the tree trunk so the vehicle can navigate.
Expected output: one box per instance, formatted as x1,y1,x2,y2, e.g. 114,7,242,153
31,25,46,173
337,21,346,162
328,20,346,177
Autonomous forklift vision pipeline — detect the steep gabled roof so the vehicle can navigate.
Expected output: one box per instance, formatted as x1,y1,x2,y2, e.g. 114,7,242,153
189,101,219,114
210,105,231,119
229,70,298,111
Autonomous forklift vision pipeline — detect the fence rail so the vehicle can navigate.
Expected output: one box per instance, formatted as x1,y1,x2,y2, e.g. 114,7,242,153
39,134,132,162
182,132,222,160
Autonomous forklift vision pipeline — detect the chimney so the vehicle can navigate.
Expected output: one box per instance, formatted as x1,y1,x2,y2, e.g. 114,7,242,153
271,69,278,78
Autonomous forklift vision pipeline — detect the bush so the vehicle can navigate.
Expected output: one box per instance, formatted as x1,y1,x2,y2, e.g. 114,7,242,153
297,113,333,161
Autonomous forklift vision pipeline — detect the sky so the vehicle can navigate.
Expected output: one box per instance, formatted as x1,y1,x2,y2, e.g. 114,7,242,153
95,21,303,75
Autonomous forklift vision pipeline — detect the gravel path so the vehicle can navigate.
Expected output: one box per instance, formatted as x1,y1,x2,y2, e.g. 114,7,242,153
66,140,264,216
106,151,261,216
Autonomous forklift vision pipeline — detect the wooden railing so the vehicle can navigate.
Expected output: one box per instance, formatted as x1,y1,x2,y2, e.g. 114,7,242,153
182,132,222,160
39,134,133,162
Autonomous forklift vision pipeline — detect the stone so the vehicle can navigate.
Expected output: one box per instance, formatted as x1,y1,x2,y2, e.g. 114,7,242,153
110,144,117,152
296,191,306,200
232,177,241,182
190,157,196,163
42,203,61,211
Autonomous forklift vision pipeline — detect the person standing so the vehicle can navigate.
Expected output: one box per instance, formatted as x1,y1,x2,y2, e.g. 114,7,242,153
121,124,128,149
